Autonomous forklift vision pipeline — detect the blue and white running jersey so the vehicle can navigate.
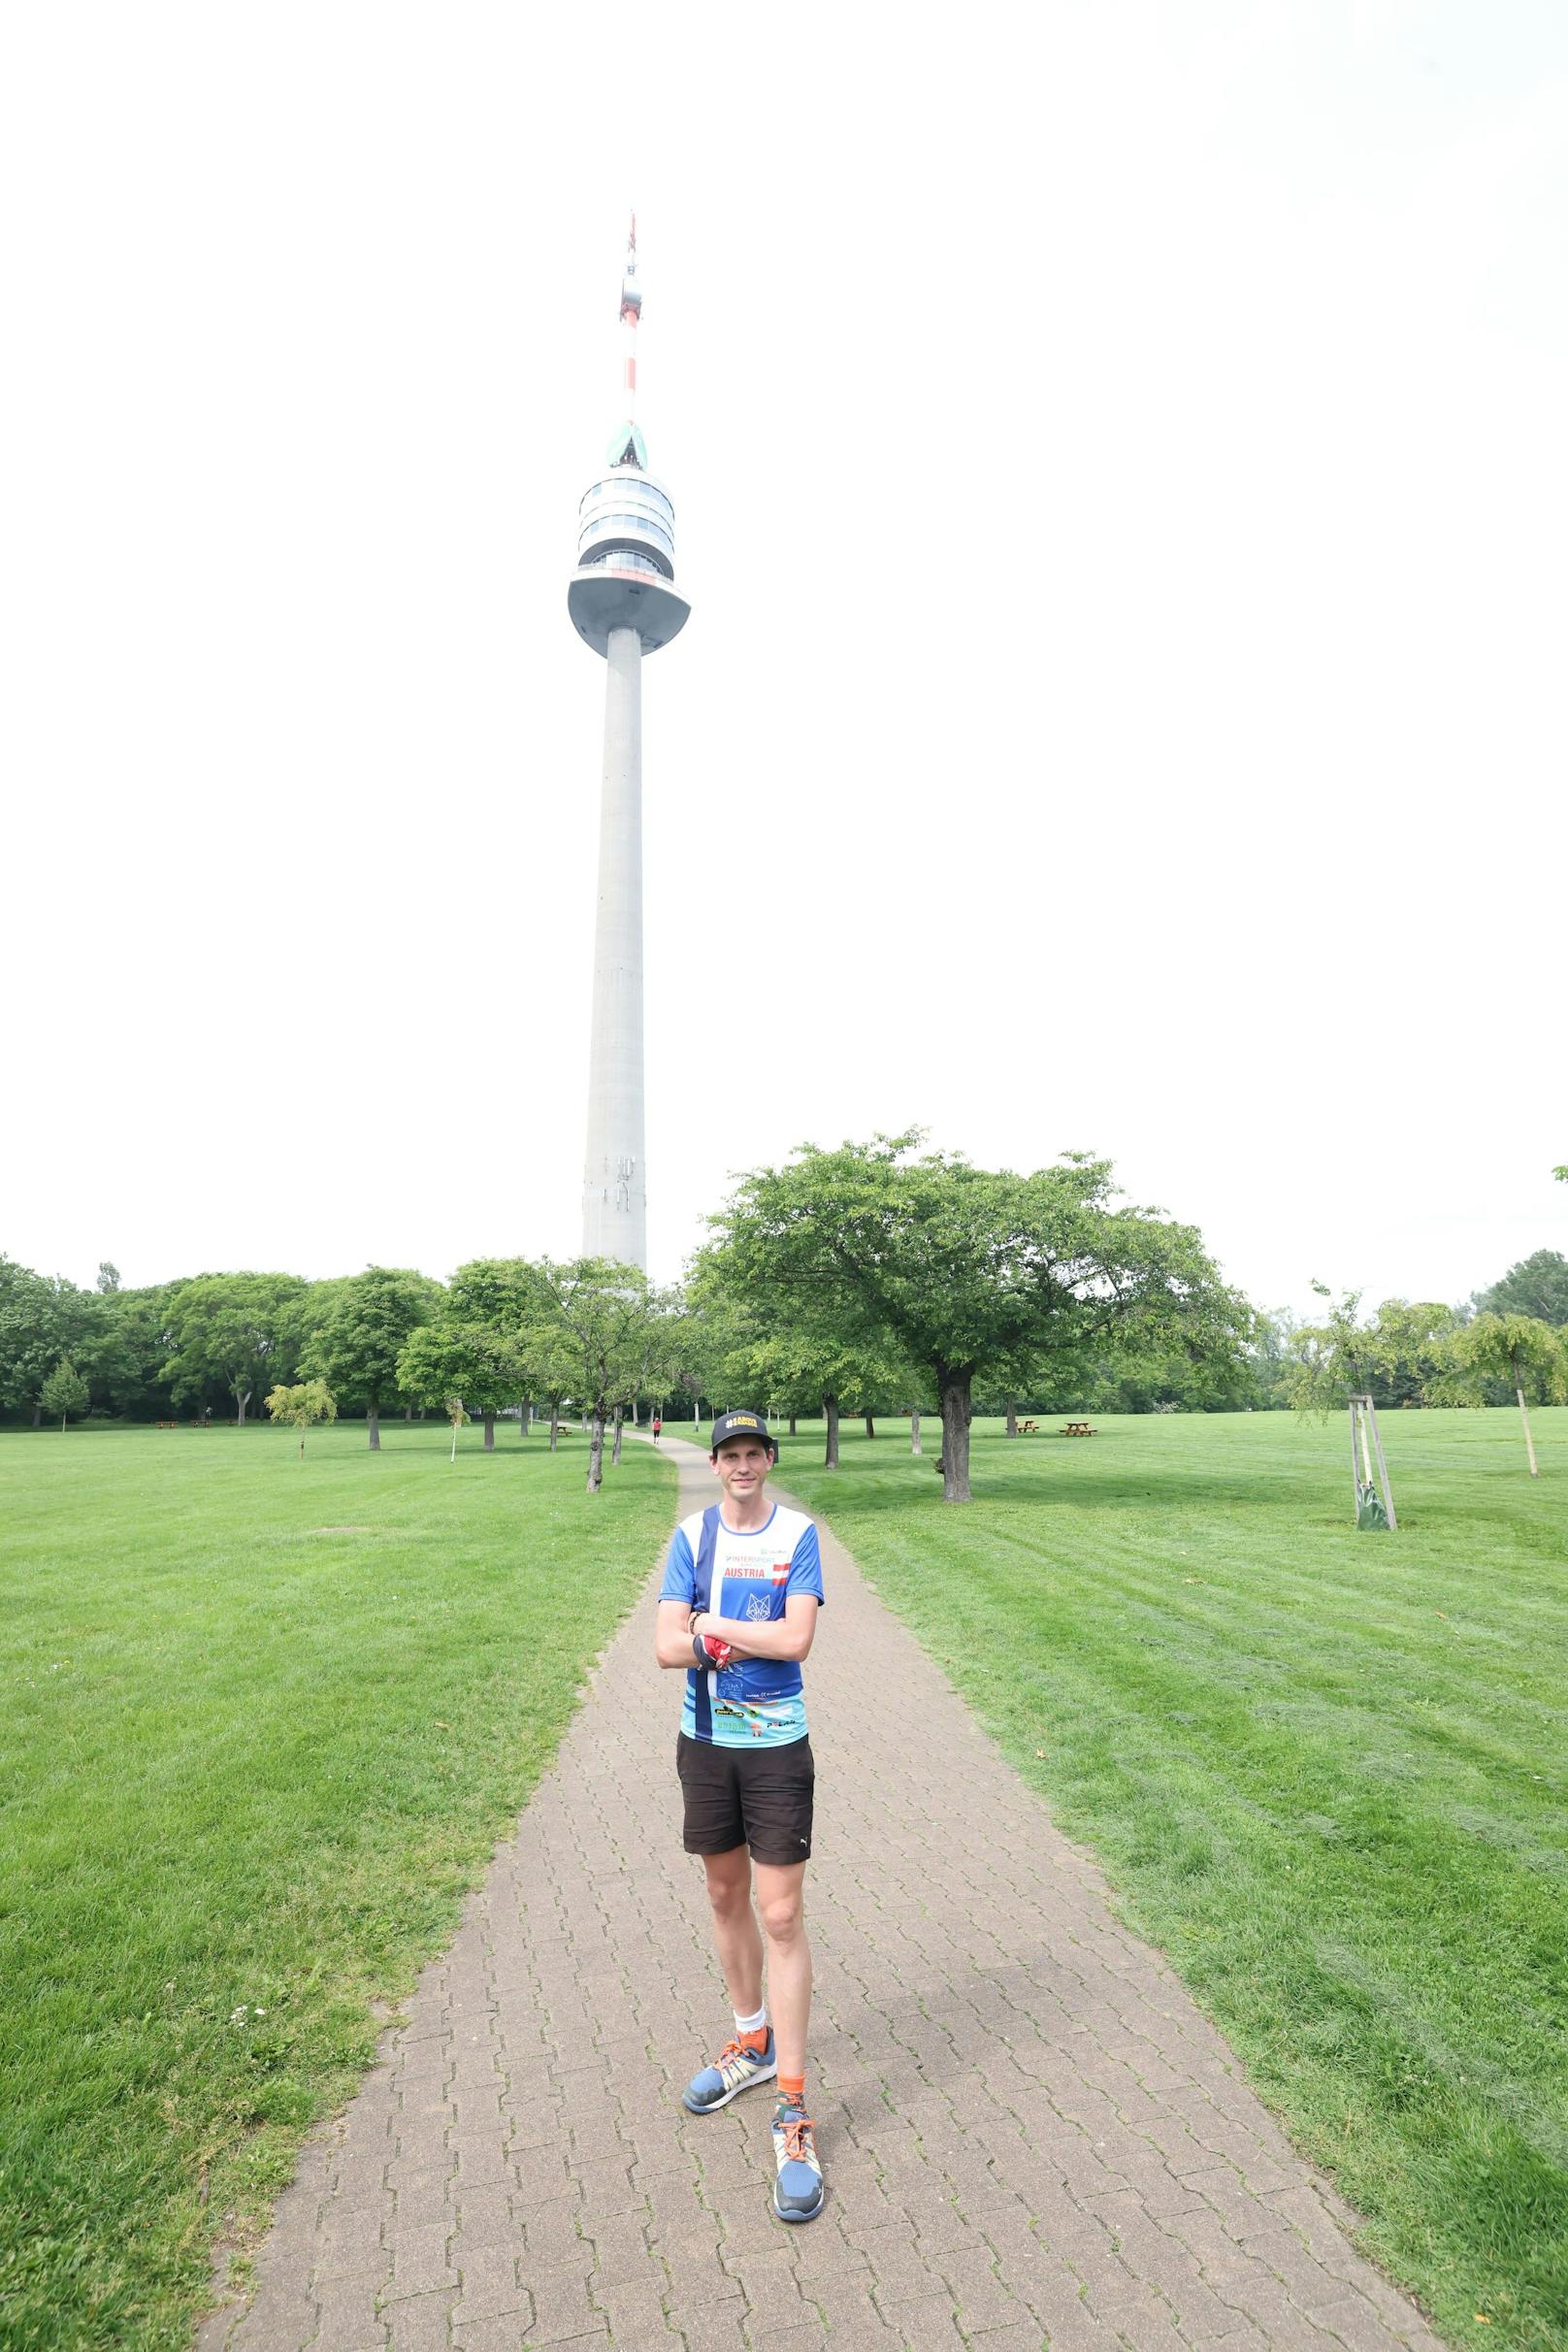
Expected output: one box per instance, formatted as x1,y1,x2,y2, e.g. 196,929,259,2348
660,1503,825,1748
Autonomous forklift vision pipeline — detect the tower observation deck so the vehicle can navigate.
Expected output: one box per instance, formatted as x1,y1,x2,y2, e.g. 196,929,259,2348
569,217,690,1271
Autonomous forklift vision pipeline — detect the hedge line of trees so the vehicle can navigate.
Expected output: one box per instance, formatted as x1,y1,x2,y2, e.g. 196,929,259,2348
4,1134,1565,1501
0,1254,693,1494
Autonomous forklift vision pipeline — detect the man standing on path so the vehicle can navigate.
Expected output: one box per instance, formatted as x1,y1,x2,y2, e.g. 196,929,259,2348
654,1410,826,2223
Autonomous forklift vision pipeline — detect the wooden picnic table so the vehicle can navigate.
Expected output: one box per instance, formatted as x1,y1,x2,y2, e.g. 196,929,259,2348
1062,1421,1096,1436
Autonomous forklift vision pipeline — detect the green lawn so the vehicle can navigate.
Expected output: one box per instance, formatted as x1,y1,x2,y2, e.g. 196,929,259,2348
8,1412,1565,2351
0,1421,676,2352
767,1407,1568,2352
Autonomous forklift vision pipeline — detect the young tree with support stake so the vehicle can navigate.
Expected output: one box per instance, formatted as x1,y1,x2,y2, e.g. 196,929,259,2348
706,1133,1241,1503
1433,1313,1568,1478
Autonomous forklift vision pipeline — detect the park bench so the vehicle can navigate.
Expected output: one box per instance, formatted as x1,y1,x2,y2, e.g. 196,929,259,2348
1020,1420,1038,1434
1062,1421,1096,1437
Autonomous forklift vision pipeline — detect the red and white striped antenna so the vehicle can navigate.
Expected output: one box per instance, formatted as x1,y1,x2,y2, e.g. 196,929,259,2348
610,213,647,470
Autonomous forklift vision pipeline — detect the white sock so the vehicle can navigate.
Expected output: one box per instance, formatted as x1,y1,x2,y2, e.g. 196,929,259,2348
735,2003,768,2041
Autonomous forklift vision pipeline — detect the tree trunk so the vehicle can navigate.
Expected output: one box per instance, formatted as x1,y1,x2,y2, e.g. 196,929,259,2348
299,1430,306,1458
587,1409,605,1493
865,1414,876,1439
367,1407,380,1452
518,1399,528,1440
788,1414,798,1436
549,1410,560,1452
1005,1397,1018,1439
910,1410,922,1454
59,1413,67,1432
31,1402,42,1428
483,1412,496,1453
235,1388,249,1430
405,1403,413,1421
612,1409,624,1466
938,1366,973,1502
824,1394,840,1469
1518,1384,1540,1477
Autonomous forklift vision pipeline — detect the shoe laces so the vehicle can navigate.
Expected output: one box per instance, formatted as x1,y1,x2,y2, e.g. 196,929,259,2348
779,2111,815,2163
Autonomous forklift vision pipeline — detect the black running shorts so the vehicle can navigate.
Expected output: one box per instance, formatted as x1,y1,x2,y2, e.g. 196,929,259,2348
676,1732,815,1865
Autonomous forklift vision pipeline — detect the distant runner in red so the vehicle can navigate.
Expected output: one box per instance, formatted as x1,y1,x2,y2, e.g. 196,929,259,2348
653,1411,826,2222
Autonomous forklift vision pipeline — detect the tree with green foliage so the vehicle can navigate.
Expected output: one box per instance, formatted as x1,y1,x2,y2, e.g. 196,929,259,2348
77,1283,180,1420
301,1265,441,1449
0,1258,94,1425
1474,1250,1568,1329
1431,1313,1568,1478
396,1316,530,1453
1368,1299,1465,1407
528,1324,579,1452
686,1244,910,1468
522,1259,680,1494
446,1257,553,1332
40,1357,89,1429
159,1272,307,1427
264,1379,337,1456
1287,1290,1461,1418
448,1258,557,1439
1285,1286,1379,1417
706,1133,1241,1502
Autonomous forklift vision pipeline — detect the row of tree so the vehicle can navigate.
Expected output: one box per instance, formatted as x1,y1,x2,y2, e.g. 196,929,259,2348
0,1255,688,1495
4,1148,1564,1500
1282,1284,1568,1475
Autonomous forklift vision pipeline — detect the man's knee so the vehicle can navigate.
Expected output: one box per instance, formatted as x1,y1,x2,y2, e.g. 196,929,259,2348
702,1852,752,1918
758,1887,803,1946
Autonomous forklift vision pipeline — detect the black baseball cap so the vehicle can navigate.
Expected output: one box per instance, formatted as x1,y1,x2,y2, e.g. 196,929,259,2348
709,1410,776,1454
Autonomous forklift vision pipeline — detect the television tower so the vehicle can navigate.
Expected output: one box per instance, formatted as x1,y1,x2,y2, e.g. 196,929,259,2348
569,215,690,1272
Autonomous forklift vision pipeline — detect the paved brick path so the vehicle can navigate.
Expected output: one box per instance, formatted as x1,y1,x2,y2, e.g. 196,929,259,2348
200,1439,1445,2352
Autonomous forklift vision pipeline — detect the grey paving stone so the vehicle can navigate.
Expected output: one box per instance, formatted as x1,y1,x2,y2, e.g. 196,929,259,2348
197,1441,1447,2352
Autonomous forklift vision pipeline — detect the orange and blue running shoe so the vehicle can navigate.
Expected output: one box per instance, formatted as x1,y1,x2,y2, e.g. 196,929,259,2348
770,2100,825,2223
681,2030,776,2114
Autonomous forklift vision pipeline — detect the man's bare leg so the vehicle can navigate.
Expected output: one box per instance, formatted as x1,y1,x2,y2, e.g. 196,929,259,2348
754,1860,810,2083
702,1846,764,2016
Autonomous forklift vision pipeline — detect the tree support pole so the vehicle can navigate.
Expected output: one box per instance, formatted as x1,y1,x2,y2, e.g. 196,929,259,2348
1518,1385,1540,1478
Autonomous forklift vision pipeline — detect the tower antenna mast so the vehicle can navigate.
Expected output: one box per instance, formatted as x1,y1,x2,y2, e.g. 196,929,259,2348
568,217,691,1271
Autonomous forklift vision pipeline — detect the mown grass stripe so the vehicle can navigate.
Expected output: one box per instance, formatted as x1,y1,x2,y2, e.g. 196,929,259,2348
0,1422,675,2352
773,1407,1568,2352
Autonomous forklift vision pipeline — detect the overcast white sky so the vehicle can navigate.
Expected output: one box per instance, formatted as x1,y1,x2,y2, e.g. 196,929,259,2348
3,1,1563,1320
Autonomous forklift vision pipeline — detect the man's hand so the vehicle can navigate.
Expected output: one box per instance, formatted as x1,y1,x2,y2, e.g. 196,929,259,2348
690,1612,735,1669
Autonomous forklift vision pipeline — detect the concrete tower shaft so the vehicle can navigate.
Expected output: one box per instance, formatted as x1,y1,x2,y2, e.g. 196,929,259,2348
570,217,690,1271
581,626,645,1266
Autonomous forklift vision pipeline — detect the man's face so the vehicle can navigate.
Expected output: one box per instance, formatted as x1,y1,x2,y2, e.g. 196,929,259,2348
712,1436,773,1507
